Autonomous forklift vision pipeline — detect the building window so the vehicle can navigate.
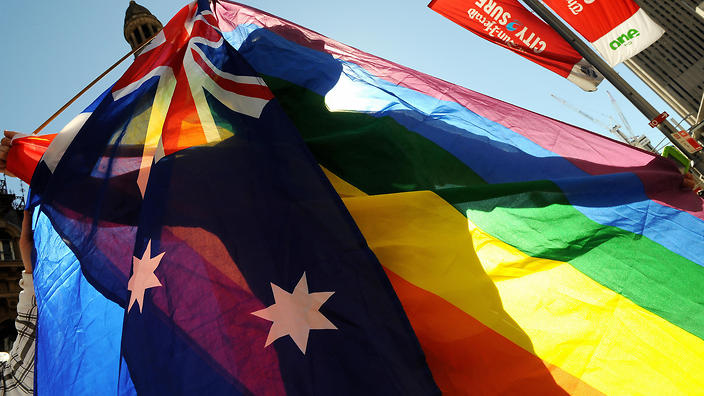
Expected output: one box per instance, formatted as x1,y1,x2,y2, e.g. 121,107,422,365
0,240,14,261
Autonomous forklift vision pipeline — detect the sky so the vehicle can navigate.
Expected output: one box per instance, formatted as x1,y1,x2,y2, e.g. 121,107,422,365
0,0,689,195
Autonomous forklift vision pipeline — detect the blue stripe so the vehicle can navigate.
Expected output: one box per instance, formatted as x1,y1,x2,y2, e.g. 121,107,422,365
223,25,704,267
33,209,136,396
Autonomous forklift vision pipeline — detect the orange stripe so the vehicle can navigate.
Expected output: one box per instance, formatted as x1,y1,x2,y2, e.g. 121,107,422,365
167,226,253,294
163,71,207,154
384,269,602,396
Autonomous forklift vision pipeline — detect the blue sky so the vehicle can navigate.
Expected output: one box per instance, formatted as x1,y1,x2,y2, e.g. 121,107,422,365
0,1,684,194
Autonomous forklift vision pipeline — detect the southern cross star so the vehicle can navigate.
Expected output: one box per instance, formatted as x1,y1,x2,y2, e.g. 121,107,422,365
127,239,165,313
252,273,337,354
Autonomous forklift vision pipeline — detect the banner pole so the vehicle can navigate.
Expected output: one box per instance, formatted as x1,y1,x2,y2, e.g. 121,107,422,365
521,0,704,175
31,30,161,136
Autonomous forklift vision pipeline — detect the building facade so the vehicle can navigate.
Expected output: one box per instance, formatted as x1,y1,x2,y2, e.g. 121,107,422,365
0,190,25,351
625,0,704,127
124,0,163,54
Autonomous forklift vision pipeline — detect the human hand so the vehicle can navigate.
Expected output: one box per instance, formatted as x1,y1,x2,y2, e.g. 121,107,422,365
19,210,32,274
682,172,697,191
0,131,22,177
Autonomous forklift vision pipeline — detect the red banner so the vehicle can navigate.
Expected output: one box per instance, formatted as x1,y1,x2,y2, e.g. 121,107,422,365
6,133,56,184
428,0,603,91
541,0,664,66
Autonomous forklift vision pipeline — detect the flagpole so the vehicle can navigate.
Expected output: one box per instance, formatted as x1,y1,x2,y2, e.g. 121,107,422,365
31,30,162,136
521,0,704,175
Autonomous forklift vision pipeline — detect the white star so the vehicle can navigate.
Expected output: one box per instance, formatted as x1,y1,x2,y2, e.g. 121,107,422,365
252,273,337,354
127,239,165,313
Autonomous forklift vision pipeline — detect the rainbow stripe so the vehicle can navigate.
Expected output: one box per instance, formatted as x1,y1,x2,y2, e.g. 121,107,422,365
215,2,704,394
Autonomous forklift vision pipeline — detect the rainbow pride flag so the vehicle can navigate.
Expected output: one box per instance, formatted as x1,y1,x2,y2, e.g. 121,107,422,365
212,2,704,394
18,1,704,394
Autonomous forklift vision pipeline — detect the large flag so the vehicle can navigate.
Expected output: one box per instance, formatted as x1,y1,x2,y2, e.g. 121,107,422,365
428,0,604,91
27,1,439,395
542,0,665,66
17,0,704,395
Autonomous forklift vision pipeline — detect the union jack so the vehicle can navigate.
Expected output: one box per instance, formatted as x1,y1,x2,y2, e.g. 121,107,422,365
111,0,274,196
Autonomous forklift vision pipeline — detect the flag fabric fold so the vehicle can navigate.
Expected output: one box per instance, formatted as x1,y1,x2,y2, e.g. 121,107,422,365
19,0,704,395
28,1,438,395
213,1,704,394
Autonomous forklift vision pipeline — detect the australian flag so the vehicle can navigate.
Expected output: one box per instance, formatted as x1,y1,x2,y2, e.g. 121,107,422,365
29,1,439,394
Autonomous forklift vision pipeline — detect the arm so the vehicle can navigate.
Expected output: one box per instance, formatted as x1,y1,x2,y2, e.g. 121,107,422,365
0,211,36,395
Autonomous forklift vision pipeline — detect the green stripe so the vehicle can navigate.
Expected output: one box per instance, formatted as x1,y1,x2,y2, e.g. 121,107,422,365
461,195,704,338
264,76,704,340
265,77,486,194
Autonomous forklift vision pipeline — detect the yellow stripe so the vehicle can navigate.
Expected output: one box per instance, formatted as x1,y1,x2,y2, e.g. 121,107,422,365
320,166,366,198
469,221,704,395
330,175,704,395
138,71,177,196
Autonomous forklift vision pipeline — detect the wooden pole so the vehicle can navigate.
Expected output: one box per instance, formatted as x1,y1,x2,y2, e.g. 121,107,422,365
31,30,161,135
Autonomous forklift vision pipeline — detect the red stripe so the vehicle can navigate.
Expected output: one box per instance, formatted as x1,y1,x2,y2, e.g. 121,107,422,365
113,5,192,92
383,269,603,395
192,18,223,43
541,0,639,42
191,48,274,100
198,11,219,27
7,134,57,184
162,68,207,155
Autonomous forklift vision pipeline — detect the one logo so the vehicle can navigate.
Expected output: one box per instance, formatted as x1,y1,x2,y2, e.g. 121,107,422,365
610,29,640,50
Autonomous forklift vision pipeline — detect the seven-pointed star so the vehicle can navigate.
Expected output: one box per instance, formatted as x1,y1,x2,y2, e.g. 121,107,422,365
252,272,337,354
127,239,165,313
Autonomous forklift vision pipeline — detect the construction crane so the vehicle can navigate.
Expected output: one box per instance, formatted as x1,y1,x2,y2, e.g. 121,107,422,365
551,94,631,143
606,91,658,152
606,91,635,138
552,94,704,191
551,94,656,153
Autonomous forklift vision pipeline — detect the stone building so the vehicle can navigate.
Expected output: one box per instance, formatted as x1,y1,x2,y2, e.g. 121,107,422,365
124,0,163,54
626,0,704,126
0,189,25,351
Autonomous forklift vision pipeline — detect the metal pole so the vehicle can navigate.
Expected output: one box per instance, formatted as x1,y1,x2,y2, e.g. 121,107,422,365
521,0,704,174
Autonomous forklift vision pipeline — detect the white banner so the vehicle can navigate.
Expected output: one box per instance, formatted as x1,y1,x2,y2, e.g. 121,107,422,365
592,8,665,66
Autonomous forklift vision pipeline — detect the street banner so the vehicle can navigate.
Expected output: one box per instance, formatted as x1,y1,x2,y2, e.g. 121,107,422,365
428,0,604,91
672,130,703,154
542,0,665,66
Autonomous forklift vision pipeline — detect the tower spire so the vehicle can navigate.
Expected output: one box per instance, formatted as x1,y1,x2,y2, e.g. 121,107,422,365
124,1,163,56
